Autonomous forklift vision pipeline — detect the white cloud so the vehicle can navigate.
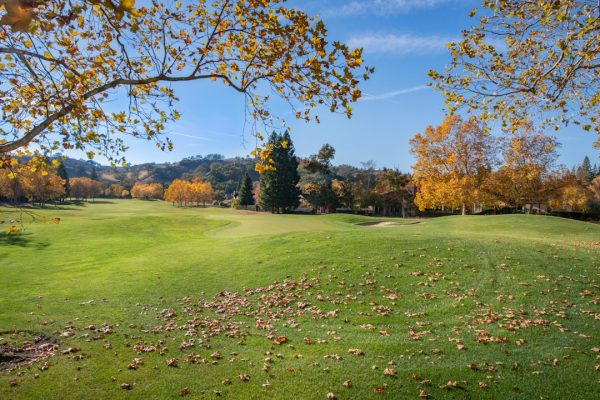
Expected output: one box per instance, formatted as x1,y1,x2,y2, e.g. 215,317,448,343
333,0,451,16
348,33,455,55
361,85,431,101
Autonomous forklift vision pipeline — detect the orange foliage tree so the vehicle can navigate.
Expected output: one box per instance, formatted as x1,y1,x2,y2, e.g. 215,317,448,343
0,166,65,205
190,180,214,207
131,182,163,200
106,183,127,198
0,0,371,171
487,122,558,211
164,179,213,207
69,177,102,200
430,1,599,145
410,115,495,215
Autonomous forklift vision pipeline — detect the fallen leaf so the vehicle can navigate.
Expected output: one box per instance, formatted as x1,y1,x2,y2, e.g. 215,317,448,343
166,358,178,367
180,387,191,396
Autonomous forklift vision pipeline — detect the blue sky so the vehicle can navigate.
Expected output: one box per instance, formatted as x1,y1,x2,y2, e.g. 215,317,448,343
76,0,598,169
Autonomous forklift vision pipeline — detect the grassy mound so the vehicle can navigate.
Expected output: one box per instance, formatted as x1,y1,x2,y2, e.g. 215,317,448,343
1,200,598,399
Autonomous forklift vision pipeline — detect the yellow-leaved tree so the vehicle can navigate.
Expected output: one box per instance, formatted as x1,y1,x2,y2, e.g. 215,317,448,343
429,0,599,145
0,0,371,165
0,0,371,232
410,115,495,215
131,182,163,200
485,122,558,211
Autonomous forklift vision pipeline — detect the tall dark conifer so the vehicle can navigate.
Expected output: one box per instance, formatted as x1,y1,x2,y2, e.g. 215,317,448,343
56,161,70,198
238,171,254,206
577,156,593,184
259,131,300,213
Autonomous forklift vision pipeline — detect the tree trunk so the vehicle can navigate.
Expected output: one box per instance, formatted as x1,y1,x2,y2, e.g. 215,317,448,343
401,197,406,218
461,203,466,216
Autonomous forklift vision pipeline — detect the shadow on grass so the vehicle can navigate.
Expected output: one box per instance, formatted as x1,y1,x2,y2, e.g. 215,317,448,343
0,233,50,249
44,199,116,209
62,199,116,205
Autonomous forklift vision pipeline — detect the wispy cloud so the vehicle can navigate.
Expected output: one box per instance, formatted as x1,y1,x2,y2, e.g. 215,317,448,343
361,85,431,101
329,0,451,16
348,33,455,55
168,131,212,141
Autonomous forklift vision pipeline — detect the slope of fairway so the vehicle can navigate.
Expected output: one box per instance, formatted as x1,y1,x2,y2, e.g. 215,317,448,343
0,200,598,400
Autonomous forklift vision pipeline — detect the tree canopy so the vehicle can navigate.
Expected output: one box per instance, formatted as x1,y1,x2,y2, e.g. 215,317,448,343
237,171,254,206
410,115,495,215
259,131,300,213
429,0,599,145
0,0,371,168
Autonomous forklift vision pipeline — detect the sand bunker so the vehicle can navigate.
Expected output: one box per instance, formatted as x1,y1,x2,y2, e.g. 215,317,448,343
358,221,423,227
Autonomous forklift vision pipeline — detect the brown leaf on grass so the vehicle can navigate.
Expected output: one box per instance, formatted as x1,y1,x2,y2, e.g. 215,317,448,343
383,368,397,376
342,380,352,387
61,347,78,355
420,379,431,386
166,358,178,367
479,382,488,390
9,379,18,386
128,358,144,370
418,389,430,398
373,386,386,394
347,348,364,356
179,340,194,350
273,336,288,345
37,362,50,371
180,387,191,396
238,374,250,382
440,380,461,389
120,382,132,390
211,352,223,359
379,330,390,336
468,363,479,371
456,344,466,350
326,393,336,399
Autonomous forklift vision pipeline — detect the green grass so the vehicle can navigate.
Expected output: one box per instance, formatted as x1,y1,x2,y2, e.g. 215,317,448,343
0,200,598,399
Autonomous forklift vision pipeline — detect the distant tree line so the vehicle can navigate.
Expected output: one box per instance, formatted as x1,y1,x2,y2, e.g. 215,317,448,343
164,179,214,207
0,166,65,206
411,116,600,216
3,123,599,219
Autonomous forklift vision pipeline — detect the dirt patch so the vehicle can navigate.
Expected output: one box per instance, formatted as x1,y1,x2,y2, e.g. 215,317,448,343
358,221,423,227
0,331,57,371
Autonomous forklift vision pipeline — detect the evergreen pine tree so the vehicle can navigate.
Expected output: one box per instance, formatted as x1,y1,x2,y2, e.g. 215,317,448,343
259,131,300,213
238,171,255,206
577,156,593,184
56,161,70,199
